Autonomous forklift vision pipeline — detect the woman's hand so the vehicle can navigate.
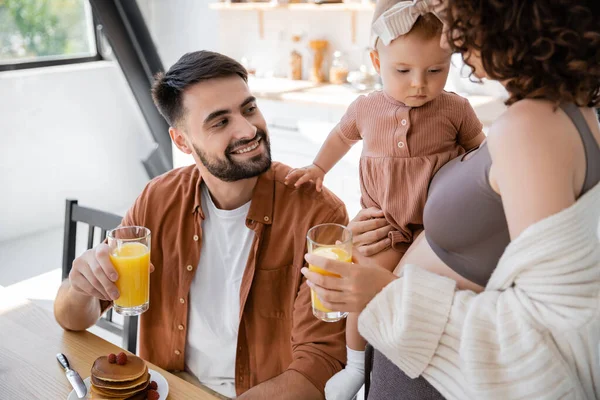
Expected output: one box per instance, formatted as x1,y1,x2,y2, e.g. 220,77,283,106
302,252,398,313
348,208,394,256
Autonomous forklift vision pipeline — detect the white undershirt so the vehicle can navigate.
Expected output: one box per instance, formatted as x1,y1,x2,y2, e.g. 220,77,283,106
185,184,253,398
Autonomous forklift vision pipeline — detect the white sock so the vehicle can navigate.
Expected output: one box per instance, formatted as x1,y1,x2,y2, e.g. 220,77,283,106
325,347,365,400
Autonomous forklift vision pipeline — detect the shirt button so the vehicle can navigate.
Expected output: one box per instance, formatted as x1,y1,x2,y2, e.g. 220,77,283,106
174,350,181,356
193,235,199,241
178,324,184,331
401,119,407,126
263,216,270,222
186,265,193,271
180,298,185,304
397,141,405,148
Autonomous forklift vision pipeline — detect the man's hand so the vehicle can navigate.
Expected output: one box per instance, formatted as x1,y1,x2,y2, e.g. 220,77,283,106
70,244,155,301
55,243,155,331
285,164,326,192
237,370,323,400
69,244,120,301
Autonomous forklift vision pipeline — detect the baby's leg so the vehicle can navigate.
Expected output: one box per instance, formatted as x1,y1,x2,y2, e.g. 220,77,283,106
325,313,367,400
346,313,366,351
368,245,405,273
324,247,403,400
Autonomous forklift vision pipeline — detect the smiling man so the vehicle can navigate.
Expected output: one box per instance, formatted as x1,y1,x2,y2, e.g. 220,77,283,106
54,51,347,399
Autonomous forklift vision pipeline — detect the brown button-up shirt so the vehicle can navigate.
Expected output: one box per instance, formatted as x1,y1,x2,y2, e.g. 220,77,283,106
106,162,348,396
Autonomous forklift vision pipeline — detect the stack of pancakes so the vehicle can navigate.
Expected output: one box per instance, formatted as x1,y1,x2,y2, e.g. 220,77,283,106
89,355,150,399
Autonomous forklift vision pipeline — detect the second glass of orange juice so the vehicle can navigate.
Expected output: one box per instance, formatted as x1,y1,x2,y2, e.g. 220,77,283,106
107,226,151,316
306,223,352,322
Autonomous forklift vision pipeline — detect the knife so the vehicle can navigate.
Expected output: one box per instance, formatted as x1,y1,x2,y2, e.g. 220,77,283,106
56,353,87,398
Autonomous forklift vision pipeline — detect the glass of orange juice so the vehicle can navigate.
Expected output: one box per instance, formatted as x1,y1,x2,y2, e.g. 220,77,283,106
107,226,151,316
306,223,352,322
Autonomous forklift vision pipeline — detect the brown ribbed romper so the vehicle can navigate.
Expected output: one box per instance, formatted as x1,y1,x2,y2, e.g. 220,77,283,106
365,104,600,399
334,90,483,253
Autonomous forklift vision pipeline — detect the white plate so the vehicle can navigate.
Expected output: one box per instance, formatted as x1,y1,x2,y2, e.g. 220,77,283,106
67,368,169,399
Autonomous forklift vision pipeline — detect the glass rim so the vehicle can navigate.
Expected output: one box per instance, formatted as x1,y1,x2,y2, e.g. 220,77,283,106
306,223,353,247
107,225,151,242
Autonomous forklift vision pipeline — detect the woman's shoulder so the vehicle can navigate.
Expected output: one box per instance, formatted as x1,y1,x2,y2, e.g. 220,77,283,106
487,99,576,162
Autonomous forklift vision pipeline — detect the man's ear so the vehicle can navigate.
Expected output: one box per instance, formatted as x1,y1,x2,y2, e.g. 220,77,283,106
169,126,192,154
370,49,381,74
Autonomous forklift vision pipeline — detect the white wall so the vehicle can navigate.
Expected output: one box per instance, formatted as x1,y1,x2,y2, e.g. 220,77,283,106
0,62,155,242
138,0,220,68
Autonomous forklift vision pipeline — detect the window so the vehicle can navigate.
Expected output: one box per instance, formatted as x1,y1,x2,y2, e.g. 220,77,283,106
0,0,99,70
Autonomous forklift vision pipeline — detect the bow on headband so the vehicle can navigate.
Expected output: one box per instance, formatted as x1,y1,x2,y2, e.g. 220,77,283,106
371,0,442,47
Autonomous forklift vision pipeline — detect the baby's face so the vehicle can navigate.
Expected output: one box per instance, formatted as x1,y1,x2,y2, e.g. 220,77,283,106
372,34,451,107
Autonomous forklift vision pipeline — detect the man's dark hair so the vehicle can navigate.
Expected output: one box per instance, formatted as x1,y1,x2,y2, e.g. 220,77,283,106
151,51,248,127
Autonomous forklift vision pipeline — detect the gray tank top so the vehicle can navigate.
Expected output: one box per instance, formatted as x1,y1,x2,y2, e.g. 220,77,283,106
424,104,600,287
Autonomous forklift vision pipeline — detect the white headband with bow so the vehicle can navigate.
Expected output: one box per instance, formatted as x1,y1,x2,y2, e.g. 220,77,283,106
371,0,442,48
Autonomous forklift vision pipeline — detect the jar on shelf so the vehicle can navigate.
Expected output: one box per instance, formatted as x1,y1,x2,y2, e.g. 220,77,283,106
288,35,303,80
308,39,328,83
329,51,349,85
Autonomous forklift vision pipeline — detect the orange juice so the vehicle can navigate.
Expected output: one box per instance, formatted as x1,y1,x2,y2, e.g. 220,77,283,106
109,242,150,308
309,247,352,313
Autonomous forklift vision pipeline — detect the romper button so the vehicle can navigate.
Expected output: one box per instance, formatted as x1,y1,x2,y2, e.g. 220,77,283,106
401,119,407,126
397,141,405,148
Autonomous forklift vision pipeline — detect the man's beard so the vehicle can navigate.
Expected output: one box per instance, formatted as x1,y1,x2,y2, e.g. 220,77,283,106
193,130,272,182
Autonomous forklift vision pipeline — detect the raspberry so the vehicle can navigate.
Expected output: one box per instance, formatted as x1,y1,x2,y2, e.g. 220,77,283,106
116,352,127,365
149,381,158,390
108,353,117,364
147,389,160,400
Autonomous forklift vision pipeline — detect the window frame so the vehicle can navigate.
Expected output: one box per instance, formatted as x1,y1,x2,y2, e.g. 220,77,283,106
0,1,102,72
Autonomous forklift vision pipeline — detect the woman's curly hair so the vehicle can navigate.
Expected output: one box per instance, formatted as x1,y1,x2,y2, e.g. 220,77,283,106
446,0,600,107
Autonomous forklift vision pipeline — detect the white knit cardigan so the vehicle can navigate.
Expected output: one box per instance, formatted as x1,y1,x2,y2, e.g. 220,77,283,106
358,182,600,400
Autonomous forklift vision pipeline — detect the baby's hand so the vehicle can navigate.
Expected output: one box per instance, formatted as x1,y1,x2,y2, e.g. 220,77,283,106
285,164,326,192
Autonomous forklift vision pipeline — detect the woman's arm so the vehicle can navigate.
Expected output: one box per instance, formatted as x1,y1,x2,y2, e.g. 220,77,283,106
487,100,580,240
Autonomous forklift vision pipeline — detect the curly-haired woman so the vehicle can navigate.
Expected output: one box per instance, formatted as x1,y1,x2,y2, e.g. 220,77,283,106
302,0,600,398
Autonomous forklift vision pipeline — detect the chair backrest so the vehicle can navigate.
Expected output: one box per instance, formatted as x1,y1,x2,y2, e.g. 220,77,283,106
62,199,138,354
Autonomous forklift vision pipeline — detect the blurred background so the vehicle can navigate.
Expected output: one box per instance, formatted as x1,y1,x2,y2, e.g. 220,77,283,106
0,0,506,343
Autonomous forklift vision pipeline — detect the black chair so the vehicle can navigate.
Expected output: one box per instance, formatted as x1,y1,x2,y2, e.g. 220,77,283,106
62,199,138,354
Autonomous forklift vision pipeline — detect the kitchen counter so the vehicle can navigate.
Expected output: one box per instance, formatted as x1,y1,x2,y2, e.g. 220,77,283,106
248,76,368,107
248,76,507,125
